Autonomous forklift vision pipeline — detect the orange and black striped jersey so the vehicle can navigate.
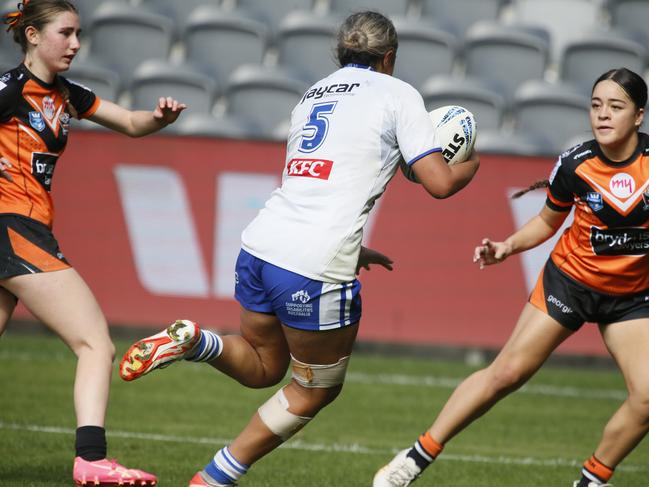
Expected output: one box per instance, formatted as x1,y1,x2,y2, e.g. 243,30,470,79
0,64,100,227
546,133,649,295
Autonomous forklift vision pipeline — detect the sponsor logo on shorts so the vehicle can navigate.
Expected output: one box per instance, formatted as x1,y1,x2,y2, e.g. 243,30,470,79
29,111,45,132
590,226,649,256
586,192,603,212
547,294,573,314
286,289,313,317
234,271,239,285
286,158,333,180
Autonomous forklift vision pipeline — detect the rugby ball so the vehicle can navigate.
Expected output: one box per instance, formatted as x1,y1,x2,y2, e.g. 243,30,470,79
400,105,477,182
430,105,477,165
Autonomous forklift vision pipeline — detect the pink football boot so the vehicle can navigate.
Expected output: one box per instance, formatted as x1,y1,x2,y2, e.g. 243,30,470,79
73,457,157,486
119,319,200,381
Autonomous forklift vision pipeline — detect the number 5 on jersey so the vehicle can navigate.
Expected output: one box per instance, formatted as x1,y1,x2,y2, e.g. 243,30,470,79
299,102,337,153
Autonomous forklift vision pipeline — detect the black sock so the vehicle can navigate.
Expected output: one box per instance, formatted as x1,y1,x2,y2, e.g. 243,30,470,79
75,426,107,461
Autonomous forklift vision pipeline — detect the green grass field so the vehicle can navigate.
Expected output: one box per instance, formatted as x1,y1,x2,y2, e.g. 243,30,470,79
1,331,648,487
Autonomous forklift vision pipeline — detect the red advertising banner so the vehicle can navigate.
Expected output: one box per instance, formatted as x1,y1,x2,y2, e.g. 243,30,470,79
12,131,606,356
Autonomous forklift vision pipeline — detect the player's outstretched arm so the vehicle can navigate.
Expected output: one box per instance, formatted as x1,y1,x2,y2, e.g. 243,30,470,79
474,205,568,269
88,97,187,137
411,150,479,199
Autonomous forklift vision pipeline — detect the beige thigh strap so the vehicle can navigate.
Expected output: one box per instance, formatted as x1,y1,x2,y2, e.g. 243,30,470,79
291,354,350,388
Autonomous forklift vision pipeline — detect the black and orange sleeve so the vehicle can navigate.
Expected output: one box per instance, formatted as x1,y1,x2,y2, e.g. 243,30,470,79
62,76,100,119
546,156,574,212
0,71,19,123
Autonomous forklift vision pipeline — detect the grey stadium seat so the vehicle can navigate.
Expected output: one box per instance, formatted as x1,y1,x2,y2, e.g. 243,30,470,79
276,11,339,85
328,0,410,17
225,64,308,139
235,0,315,34
420,0,507,36
89,3,174,87
476,129,553,157
140,0,221,33
75,0,128,30
1,0,22,65
560,31,648,97
421,76,506,131
183,7,269,87
512,80,591,155
510,0,604,62
391,18,458,90
608,0,649,42
463,21,550,101
65,61,122,102
173,113,261,139
129,60,218,114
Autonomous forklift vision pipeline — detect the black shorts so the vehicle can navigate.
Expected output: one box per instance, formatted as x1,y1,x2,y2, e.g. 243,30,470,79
529,258,649,331
0,214,70,278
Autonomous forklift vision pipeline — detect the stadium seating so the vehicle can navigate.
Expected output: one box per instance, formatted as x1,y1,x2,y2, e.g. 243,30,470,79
276,11,339,85
88,3,174,88
420,0,507,36
75,0,127,29
391,18,458,90
224,64,308,139
140,0,222,34
65,61,122,102
608,0,649,42
476,129,553,156
170,112,260,139
1,0,21,65
512,80,591,155
183,6,269,87
421,76,506,131
509,0,604,62
463,21,550,101
328,0,410,17
235,0,315,35
560,31,648,97
128,60,218,113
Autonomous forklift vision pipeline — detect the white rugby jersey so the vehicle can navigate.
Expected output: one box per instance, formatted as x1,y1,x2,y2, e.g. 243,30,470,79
241,65,441,282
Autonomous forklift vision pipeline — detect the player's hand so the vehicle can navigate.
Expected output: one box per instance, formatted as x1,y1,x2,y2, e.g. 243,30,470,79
153,97,187,126
356,246,394,275
0,157,13,182
473,238,511,269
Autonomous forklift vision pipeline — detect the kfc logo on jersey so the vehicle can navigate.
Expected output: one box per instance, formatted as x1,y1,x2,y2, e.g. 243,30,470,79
610,173,635,198
286,158,333,180
42,96,56,120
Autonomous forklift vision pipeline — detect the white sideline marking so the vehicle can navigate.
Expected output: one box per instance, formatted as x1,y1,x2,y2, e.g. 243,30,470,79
0,350,627,401
0,421,645,472
346,372,628,401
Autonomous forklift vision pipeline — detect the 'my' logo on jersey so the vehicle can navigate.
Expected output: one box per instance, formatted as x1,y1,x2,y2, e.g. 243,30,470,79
578,167,649,216
286,158,333,180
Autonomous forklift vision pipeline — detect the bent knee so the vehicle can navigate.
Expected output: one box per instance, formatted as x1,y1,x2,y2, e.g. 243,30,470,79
487,361,532,394
72,335,115,362
286,382,343,417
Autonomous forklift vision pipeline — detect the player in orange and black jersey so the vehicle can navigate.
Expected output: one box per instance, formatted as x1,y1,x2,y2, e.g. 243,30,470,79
1,1,186,486
374,68,649,487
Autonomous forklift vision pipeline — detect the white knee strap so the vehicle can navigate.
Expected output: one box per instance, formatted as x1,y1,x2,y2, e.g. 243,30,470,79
291,354,350,388
258,387,312,441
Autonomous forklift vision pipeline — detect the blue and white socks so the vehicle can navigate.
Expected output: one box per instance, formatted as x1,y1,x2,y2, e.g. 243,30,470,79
202,446,249,485
187,329,223,363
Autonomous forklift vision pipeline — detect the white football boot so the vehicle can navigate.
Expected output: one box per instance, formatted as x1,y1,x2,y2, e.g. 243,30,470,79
373,449,421,487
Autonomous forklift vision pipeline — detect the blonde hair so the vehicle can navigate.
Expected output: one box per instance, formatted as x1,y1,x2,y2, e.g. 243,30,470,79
336,11,398,68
